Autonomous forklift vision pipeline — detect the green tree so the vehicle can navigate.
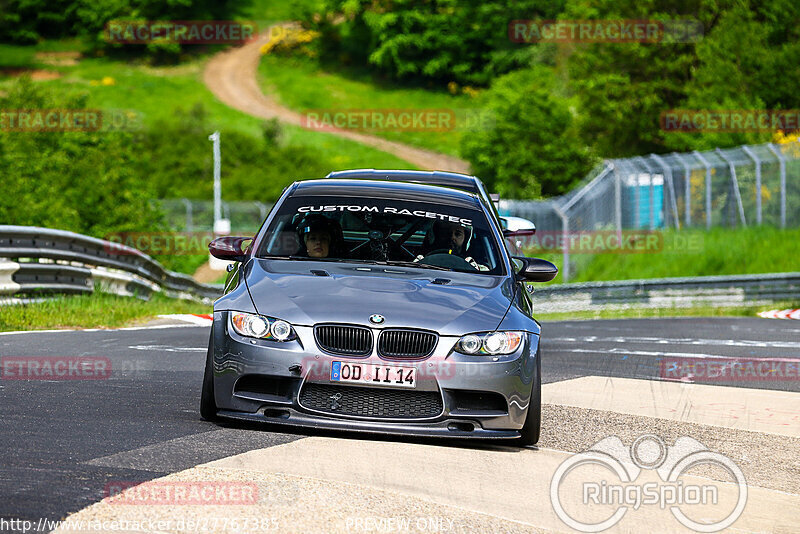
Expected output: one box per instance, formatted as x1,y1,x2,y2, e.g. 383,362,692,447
307,0,564,86
461,67,595,198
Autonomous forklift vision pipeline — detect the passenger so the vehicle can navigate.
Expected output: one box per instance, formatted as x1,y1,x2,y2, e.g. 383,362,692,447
297,215,345,258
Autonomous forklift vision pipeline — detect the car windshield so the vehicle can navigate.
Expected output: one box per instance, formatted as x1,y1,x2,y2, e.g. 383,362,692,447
256,195,504,275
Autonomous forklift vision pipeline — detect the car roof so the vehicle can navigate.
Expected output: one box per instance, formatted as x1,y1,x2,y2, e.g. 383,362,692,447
291,179,480,210
325,169,483,194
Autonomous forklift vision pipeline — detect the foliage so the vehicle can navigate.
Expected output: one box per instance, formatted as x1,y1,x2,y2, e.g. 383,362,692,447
0,0,252,61
0,77,163,236
304,0,562,86
137,103,332,202
461,67,595,198
562,0,800,156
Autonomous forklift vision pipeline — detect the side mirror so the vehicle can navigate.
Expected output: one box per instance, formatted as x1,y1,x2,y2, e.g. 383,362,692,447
502,228,536,238
514,257,558,282
208,236,252,262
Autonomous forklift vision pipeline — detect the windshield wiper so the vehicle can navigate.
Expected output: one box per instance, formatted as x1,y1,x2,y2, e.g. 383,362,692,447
260,256,451,271
379,260,451,271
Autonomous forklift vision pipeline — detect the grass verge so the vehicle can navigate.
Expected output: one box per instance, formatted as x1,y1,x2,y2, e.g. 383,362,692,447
257,53,481,157
527,227,800,284
0,292,209,332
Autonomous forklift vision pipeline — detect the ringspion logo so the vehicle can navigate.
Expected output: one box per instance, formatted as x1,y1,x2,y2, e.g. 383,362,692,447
551,434,746,532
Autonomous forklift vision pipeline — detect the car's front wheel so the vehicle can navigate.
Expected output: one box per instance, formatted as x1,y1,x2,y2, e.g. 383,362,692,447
200,330,218,421
516,346,541,446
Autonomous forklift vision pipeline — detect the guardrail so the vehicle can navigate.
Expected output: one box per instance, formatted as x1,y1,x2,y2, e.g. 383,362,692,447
0,226,222,303
533,272,800,313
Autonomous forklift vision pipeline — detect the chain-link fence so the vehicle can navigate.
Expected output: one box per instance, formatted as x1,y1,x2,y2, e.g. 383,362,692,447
500,140,800,281
157,199,273,234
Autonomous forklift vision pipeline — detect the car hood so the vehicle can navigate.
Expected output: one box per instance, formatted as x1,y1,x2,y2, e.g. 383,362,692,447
245,259,514,335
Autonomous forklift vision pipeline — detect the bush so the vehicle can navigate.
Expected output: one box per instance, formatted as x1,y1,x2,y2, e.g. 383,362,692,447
305,0,563,87
0,77,163,236
461,67,595,198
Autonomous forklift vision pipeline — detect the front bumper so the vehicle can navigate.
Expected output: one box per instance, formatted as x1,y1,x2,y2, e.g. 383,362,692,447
210,311,539,439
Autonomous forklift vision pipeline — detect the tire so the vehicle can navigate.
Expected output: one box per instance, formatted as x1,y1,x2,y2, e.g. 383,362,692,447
516,347,542,446
200,330,218,421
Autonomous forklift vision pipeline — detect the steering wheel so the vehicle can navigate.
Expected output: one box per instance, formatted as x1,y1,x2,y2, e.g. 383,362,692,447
418,249,477,271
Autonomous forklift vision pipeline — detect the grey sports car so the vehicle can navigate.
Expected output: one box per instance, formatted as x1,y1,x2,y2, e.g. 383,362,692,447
201,176,556,445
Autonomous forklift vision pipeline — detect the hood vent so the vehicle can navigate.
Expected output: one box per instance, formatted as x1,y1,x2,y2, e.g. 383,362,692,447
310,269,330,277
431,278,451,285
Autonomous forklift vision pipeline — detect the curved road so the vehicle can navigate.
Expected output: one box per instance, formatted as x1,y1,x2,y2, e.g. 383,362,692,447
1,317,799,532
203,25,471,174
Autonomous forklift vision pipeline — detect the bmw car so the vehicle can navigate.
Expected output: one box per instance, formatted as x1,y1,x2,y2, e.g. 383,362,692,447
201,177,557,445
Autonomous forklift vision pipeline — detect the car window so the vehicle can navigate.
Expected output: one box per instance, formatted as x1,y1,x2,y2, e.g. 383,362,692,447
256,195,505,275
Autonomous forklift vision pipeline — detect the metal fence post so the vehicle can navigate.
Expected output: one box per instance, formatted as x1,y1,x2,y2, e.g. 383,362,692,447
181,198,193,232
613,161,622,234
256,202,269,224
650,154,680,230
767,143,787,228
741,145,761,225
693,150,712,230
674,153,692,227
553,204,569,283
715,148,747,227
635,157,657,229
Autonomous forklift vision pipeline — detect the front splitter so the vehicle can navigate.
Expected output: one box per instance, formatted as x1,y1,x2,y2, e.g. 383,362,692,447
216,409,520,440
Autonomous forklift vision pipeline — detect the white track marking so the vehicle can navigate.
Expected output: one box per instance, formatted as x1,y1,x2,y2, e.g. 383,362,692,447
544,376,800,438
759,309,800,320
127,344,206,353
548,336,800,349
0,323,203,336
558,348,800,364
157,314,213,326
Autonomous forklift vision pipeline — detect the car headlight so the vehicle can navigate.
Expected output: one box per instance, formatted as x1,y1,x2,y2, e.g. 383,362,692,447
230,312,296,341
455,331,524,355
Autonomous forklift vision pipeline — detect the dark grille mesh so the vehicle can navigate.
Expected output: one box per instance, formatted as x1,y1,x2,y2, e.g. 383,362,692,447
315,325,372,356
379,330,437,359
299,383,443,419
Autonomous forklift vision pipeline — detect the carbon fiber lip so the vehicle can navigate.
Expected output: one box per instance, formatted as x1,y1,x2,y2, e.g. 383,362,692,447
216,409,520,440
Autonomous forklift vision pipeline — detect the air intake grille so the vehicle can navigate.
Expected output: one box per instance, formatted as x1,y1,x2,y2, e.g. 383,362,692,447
315,325,372,356
378,329,437,359
299,383,443,419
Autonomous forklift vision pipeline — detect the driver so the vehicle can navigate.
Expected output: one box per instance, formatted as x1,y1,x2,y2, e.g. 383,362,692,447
297,214,345,258
417,220,488,271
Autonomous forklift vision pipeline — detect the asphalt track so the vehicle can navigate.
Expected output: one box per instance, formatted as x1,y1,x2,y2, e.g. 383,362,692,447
1,317,799,532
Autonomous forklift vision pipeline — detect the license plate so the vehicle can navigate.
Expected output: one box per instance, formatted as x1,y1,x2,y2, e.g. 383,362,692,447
330,361,416,389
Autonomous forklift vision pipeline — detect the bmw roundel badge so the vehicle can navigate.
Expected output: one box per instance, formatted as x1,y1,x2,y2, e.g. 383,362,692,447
369,314,385,324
